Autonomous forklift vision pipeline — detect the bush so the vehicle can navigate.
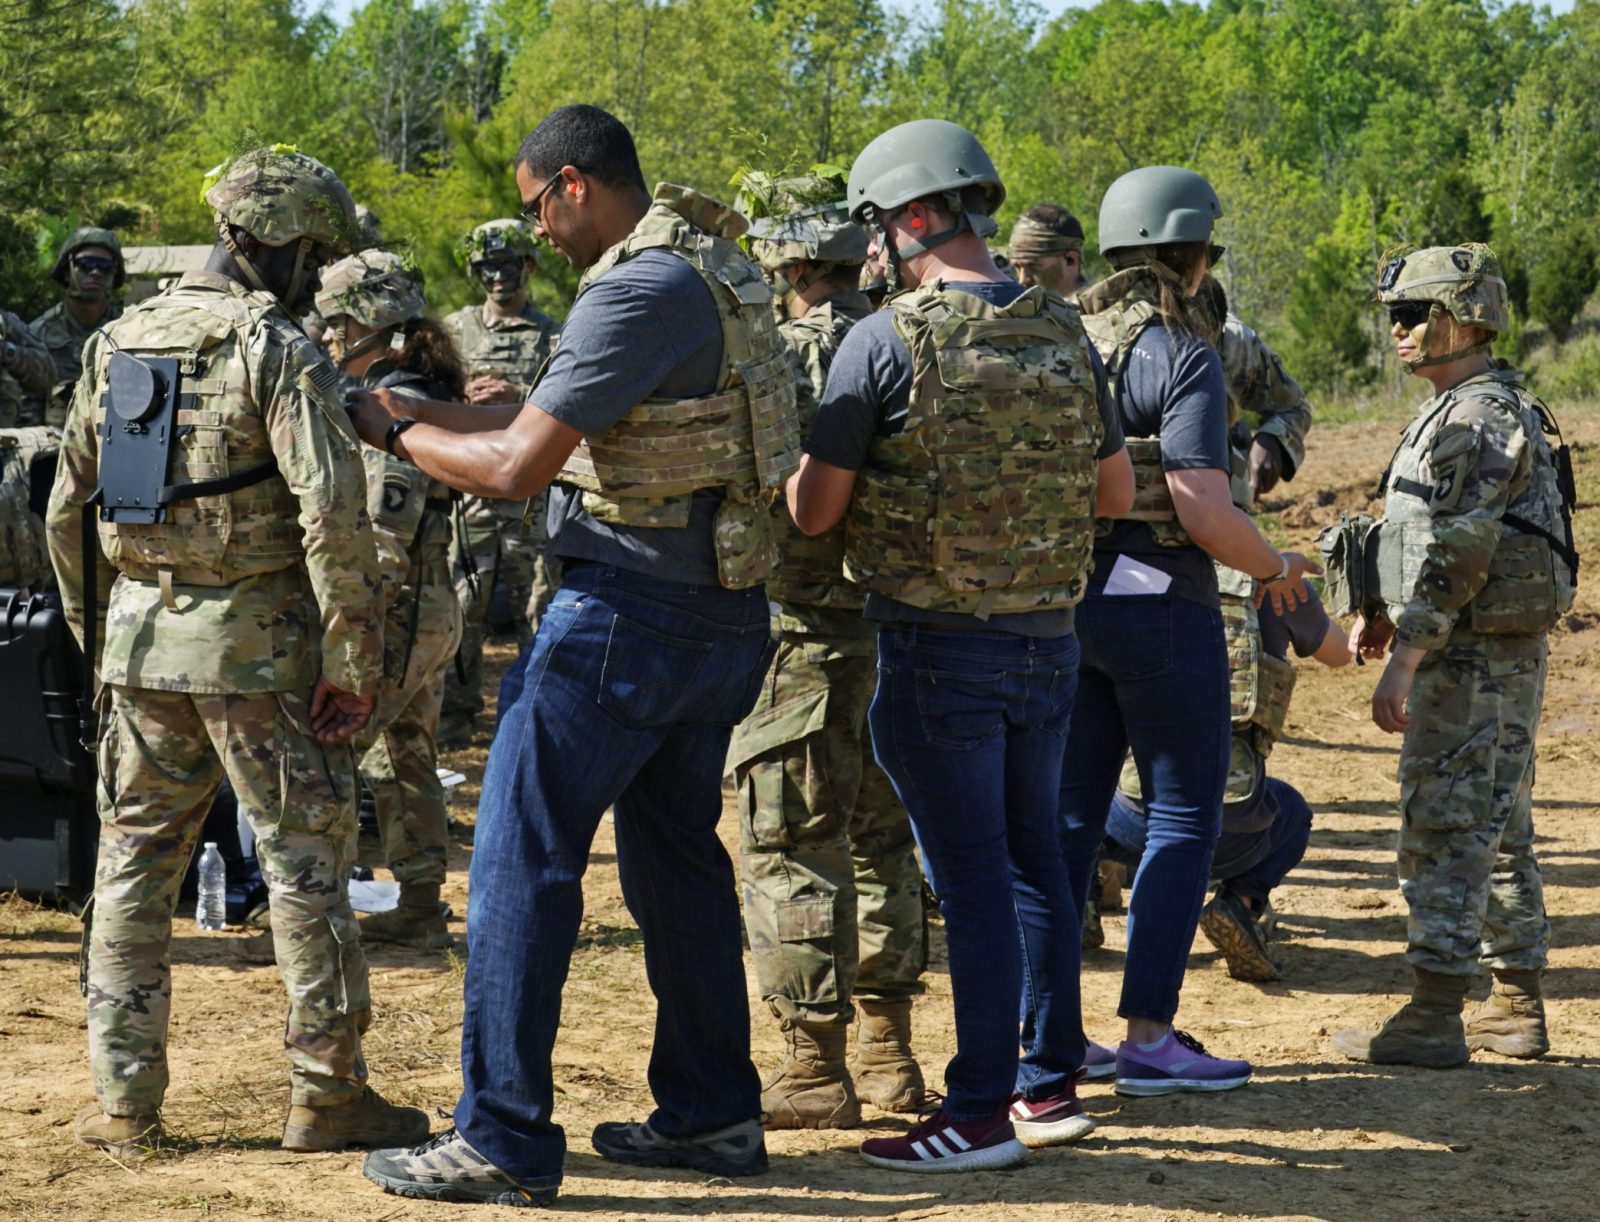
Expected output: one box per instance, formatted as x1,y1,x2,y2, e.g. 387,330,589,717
1529,227,1599,338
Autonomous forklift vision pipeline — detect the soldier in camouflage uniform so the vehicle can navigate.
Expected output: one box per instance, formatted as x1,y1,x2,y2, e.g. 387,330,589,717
45,148,428,1158
1330,245,1575,1067
30,228,126,427
727,178,927,1130
0,426,58,588
1,308,55,427
440,219,558,746
316,250,465,950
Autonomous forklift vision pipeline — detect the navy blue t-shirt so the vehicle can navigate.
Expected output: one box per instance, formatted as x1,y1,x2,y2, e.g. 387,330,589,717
804,280,1125,636
1089,320,1230,608
533,249,725,583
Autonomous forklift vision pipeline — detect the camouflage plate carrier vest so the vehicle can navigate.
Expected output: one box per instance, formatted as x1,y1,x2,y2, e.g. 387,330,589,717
1079,265,1196,548
767,293,873,611
445,301,554,388
1375,365,1576,635
86,284,307,587
844,283,1102,618
0,426,58,587
556,184,801,590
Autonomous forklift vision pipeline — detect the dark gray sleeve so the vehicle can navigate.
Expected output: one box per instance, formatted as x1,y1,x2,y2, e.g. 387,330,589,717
529,260,719,434
1090,344,1124,460
1281,583,1332,658
802,311,912,471
1159,338,1230,471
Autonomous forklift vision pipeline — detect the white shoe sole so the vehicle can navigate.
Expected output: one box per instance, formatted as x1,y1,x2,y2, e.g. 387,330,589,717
1013,1112,1096,1148
1081,1062,1117,1081
859,1137,1029,1173
1114,1074,1251,1096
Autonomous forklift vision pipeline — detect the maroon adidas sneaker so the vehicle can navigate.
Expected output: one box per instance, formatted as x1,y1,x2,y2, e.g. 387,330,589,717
1009,1077,1095,1148
858,1101,1027,1173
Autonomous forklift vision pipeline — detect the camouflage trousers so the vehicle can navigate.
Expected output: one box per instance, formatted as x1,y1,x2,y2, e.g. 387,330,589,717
1396,636,1550,976
88,685,370,1114
729,628,927,1026
442,493,551,730
356,563,462,887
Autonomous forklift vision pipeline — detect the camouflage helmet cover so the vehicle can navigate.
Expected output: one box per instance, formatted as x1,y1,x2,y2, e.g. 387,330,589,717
747,178,870,272
313,249,426,331
846,119,1005,231
1375,243,1509,333
353,204,385,249
52,227,125,288
203,147,359,254
464,218,539,265
1098,165,1222,256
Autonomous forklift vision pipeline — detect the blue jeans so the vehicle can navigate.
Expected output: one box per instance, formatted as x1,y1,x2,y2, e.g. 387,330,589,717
869,625,1083,1120
453,563,776,1185
1058,593,1228,1024
1104,778,1314,907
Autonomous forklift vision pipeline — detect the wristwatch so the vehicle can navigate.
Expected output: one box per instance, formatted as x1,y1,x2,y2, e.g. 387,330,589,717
384,417,418,456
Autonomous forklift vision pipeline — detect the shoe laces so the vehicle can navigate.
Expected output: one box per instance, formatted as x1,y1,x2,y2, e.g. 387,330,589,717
1172,1029,1213,1058
414,1127,462,1155
906,1091,950,1136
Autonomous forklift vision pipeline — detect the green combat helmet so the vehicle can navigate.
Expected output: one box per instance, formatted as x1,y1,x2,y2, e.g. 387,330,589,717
462,219,539,267
313,249,426,370
51,227,125,289
1376,243,1508,367
1098,165,1222,258
203,145,359,303
846,119,1004,255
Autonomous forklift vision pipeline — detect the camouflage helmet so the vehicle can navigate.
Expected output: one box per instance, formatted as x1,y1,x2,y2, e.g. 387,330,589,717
353,204,385,249
1098,166,1222,256
846,120,1005,235
313,249,426,331
464,219,539,265
747,179,870,272
1375,243,1509,333
203,147,359,254
51,227,125,289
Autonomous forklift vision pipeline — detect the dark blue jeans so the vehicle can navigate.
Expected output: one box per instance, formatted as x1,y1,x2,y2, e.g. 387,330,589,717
1058,593,1228,1025
1104,778,1314,907
453,564,776,1186
869,625,1083,1120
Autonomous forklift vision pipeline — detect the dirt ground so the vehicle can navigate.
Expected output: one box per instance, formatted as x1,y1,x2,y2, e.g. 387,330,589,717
4,408,1599,1222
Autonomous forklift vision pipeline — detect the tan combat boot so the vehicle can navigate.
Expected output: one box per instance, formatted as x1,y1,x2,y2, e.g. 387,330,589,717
761,1019,860,1130
75,1105,161,1158
1332,969,1471,1067
1097,858,1127,913
358,883,451,950
852,998,926,1112
1466,969,1548,1059
282,1086,430,1152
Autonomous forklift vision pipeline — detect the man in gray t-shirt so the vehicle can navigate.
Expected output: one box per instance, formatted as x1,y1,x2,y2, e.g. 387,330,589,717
348,104,781,1207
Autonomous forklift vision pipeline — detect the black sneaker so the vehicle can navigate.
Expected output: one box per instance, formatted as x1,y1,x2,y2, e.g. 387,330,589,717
592,1117,767,1177
364,1128,558,1207
1199,890,1280,982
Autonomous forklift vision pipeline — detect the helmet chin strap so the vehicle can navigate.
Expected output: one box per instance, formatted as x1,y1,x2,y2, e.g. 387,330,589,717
217,221,313,305
336,325,399,370
1407,304,1494,367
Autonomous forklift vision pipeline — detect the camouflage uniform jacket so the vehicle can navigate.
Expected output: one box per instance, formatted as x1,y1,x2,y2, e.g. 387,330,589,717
45,271,385,696
29,300,124,425
0,309,56,427
442,299,556,394
1220,313,1310,478
769,290,874,625
1380,362,1574,652
0,426,59,587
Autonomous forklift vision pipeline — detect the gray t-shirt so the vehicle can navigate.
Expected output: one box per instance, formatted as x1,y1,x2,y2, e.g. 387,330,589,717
804,280,1125,637
1089,321,1231,608
533,249,725,583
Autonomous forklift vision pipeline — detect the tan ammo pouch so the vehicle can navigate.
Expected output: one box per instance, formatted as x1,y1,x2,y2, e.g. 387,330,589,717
1468,528,1564,636
1099,438,1192,547
1220,592,1259,723
1316,512,1381,618
1250,653,1297,742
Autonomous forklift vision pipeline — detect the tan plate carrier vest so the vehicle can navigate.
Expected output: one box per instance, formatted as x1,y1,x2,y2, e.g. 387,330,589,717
843,282,1102,619
556,184,800,590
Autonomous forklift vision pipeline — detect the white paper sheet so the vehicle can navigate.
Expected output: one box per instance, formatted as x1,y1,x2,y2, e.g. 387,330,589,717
348,879,400,914
1102,553,1173,597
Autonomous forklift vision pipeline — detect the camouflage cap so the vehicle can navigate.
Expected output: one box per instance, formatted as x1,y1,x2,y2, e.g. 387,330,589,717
1375,243,1509,332
51,227,125,288
353,204,384,249
748,201,869,271
1009,212,1084,261
203,147,359,254
463,219,538,265
313,249,426,330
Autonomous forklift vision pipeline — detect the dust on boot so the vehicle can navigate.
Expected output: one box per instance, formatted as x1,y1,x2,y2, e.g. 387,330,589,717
852,997,925,1112
75,1105,162,1159
282,1086,430,1152
1332,969,1470,1067
1466,969,1548,1059
761,1019,860,1130
358,883,451,950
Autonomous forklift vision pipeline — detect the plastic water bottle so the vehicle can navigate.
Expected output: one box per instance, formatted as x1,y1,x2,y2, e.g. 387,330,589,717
196,843,226,931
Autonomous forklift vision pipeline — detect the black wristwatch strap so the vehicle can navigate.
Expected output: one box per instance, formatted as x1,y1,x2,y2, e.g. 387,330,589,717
385,416,419,456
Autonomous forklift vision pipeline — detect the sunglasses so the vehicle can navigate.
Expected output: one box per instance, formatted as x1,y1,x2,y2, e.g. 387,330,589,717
1207,244,1226,266
519,166,588,227
73,255,117,274
1388,301,1433,330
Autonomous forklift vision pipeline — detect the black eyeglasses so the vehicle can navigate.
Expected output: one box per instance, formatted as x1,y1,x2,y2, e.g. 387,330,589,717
1388,301,1433,330
1207,244,1226,266
520,170,573,227
73,255,117,274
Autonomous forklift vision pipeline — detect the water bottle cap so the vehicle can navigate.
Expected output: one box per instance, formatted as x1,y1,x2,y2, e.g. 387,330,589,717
204,842,218,849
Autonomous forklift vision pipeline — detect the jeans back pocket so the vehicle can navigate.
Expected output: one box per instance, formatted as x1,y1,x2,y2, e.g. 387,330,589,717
598,613,715,729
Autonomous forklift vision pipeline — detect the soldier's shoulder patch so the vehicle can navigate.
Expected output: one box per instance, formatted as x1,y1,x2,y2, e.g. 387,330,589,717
381,472,410,516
